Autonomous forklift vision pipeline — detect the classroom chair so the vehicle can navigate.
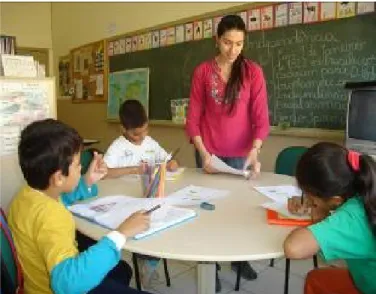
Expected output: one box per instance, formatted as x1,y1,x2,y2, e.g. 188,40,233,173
234,146,318,293
1,208,24,294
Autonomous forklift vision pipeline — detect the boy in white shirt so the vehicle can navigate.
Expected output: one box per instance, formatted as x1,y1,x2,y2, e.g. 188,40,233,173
104,99,178,178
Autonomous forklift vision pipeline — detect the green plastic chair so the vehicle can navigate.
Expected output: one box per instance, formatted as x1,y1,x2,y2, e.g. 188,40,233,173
1,208,24,294
272,146,318,294
274,146,308,176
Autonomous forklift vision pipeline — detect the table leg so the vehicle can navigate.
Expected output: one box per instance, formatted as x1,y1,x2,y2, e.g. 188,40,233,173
197,262,216,294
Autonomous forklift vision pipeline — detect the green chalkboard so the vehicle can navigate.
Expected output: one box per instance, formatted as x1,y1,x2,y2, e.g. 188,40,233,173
109,13,376,129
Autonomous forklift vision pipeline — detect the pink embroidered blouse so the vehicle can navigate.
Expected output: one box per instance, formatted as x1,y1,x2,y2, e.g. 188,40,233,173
186,59,270,157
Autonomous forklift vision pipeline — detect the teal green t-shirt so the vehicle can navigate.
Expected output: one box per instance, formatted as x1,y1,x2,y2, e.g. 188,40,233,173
308,197,376,294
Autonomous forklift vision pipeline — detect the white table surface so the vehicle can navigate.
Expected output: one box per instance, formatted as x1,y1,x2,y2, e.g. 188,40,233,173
74,169,297,293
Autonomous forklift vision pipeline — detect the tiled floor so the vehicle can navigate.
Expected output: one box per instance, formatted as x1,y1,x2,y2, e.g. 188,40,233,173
122,252,317,294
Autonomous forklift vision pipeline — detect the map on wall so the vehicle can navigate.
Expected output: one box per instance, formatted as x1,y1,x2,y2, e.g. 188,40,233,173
0,80,51,156
107,68,149,120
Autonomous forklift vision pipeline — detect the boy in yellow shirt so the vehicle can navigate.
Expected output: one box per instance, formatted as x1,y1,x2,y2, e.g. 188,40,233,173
8,119,151,294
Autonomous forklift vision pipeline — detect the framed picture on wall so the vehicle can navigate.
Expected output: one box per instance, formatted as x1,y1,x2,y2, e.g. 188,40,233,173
107,68,150,121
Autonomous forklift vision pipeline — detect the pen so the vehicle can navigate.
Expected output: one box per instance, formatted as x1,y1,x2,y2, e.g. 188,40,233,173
144,204,161,215
169,147,181,161
301,192,304,205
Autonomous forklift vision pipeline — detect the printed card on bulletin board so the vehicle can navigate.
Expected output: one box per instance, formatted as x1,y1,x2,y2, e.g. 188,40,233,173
70,40,107,103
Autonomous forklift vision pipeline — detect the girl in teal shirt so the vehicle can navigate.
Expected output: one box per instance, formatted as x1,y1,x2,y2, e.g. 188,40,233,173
284,142,376,294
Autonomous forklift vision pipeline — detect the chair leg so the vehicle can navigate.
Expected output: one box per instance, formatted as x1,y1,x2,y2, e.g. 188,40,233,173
132,253,142,290
163,258,171,287
284,258,290,294
269,258,275,267
235,262,241,291
313,255,318,269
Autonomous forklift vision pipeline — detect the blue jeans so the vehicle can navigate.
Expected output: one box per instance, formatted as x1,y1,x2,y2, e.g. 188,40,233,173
194,150,246,170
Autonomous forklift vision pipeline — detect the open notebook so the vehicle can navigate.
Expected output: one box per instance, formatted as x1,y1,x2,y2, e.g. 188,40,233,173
68,195,196,240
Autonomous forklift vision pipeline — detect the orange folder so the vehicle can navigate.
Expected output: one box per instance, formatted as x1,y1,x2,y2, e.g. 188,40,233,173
266,209,312,227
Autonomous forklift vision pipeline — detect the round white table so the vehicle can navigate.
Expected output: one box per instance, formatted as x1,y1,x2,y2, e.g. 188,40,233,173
74,169,297,294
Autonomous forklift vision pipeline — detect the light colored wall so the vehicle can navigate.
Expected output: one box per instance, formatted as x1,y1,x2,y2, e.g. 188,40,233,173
0,2,54,75
53,2,344,171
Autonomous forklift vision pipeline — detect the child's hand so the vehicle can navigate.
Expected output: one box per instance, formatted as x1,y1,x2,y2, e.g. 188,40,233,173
84,152,108,186
287,196,310,216
167,160,179,171
116,210,150,238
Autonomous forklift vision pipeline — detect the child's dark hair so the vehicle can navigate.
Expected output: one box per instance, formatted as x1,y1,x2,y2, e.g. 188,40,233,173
119,99,147,129
217,14,247,114
18,119,82,190
296,142,376,234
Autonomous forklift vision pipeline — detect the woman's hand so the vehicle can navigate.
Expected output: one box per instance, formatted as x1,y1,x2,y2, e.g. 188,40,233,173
243,147,261,179
201,152,219,174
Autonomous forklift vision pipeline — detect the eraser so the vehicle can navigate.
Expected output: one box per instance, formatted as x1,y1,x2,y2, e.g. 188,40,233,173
200,202,215,211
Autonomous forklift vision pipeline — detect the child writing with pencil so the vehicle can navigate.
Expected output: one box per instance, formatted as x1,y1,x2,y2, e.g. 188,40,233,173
104,99,178,286
104,99,178,178
8,119,151,294
284,142,376,294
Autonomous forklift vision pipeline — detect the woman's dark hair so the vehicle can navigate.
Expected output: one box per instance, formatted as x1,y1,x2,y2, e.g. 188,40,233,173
296,142,376,234
217,14,247,114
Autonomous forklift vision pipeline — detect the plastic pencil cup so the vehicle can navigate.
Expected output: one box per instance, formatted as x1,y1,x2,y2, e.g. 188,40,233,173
155,162,166,198
140,161,152,197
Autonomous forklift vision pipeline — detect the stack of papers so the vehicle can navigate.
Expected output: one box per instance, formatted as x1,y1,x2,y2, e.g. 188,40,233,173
69,195,196,239
255,185,310,220
165,185,229,206
210,155,246,176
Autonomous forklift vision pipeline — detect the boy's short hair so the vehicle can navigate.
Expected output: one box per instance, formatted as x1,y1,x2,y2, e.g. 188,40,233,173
119,99,147,130
18,119,83,190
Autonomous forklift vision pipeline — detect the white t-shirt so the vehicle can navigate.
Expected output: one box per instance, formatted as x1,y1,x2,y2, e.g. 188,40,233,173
104,136,169,168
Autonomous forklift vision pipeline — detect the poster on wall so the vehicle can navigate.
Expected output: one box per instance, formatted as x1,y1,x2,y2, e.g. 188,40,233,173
125,38,132,52
152,31,160,48
159,29,167,47
321,2,337,20
289,2,303,24
119,39,126,54
131,36,138,52
185,23,193,41
145,33,152,50
175,25,185,43
248,8,261,31
357,2,375,14
303,2,320,23
275,3,289,27
166,27,175,45
203,19,213,38
337,2,356,18
261,6,274,30
107,68,150,120
193,21,203,40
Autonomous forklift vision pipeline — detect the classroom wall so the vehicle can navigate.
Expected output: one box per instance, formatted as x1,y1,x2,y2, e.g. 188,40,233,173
0,2,54,75
53,2,343,171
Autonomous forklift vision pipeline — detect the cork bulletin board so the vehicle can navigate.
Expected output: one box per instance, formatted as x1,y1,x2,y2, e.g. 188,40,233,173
70,40,107,103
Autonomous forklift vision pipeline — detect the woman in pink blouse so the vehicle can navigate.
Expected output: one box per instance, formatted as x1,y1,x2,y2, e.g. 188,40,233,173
185,15,270,291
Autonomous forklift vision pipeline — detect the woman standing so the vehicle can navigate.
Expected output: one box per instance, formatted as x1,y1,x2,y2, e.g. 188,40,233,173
186,14,270,291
